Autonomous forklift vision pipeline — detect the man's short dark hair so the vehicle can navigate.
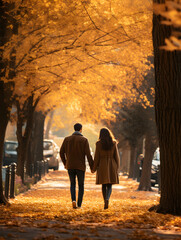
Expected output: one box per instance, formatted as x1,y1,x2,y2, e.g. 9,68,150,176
74,123,82,131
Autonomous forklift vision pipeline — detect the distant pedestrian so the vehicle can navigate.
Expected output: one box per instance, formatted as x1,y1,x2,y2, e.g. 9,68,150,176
92,127,120,209
60,123,93,209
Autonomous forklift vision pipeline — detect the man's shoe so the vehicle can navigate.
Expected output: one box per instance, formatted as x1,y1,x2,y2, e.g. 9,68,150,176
72,201,77,209
104,200,109,209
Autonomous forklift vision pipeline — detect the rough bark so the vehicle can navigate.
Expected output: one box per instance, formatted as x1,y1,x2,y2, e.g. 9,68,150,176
16,137,27,184
16,96,36,183
27,111,45,176
138,133,157,191
0,1,17,204
33,112,45,163
0,82,9,204
153,1,181,214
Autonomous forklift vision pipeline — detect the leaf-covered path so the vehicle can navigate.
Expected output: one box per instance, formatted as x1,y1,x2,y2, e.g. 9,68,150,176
0,170,181,240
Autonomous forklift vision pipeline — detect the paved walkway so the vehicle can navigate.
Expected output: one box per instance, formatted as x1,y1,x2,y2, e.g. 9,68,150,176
0,169,181,240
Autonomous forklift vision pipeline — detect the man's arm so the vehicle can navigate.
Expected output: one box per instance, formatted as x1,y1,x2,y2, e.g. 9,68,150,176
60,139,67,167
92,142,100,172
85,139,94,170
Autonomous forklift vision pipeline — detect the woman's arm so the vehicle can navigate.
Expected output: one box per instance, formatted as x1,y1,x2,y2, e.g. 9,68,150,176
114,143,120,170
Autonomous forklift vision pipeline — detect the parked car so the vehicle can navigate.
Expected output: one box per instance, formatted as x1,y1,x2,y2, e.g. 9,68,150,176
151,147,160,187
43,139,59,170
3,140,18,166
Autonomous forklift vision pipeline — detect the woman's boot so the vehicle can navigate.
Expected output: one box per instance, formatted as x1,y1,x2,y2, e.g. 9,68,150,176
104,200,109,209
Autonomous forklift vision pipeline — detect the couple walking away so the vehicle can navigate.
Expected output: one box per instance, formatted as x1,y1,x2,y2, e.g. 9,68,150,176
60,123,120,209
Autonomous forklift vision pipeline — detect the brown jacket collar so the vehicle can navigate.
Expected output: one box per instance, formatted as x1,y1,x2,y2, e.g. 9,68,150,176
72,131,83,136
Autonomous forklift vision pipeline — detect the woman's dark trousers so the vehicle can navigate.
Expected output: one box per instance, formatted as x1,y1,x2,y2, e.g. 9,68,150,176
102,184,112,201
68,169,85,207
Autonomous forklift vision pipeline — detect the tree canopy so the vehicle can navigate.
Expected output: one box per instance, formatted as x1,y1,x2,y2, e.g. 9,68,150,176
1,0,153,121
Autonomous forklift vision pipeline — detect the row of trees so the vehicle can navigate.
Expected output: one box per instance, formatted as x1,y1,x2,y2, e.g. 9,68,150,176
110,0,181,215
0,0,152,203
105,58,158,191
0,0,180,215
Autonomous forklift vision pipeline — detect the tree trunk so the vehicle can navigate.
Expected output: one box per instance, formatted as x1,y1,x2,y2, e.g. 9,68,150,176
0,121,8,204
153,2,181,214
45,110,54,139
120,141,130,175
0,1,17,204
0,83,9,204
27,111,45,176
128,145,137,178
0,1,18,203
138,133,157,191
16,97,35,182
33,112,45,163
16,137,27,184
16,124,34,183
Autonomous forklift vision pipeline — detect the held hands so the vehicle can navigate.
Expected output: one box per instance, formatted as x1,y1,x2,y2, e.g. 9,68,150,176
91,167,95,173
91,162,95,173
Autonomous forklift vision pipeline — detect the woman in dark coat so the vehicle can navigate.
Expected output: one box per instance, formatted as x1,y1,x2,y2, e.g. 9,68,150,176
92,127,120,209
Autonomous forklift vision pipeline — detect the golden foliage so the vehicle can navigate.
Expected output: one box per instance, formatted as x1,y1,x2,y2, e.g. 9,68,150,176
2,0,154,122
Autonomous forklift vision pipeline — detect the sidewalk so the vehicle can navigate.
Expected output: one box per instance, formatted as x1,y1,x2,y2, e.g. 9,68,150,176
0,170,181,240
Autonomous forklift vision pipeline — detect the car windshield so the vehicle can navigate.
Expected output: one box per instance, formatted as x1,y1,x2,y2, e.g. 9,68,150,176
43,141,53,150
5,142,18,151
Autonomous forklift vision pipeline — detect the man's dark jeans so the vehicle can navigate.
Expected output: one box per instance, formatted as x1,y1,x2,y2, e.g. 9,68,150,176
68,169,85,207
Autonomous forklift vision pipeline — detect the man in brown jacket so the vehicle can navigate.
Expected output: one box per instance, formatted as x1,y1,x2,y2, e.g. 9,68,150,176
60,123,93,209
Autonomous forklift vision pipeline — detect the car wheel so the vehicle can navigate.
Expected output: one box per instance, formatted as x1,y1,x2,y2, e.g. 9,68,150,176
54,165,59,171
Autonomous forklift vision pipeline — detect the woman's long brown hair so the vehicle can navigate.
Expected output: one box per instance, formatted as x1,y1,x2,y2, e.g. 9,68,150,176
99,127,115,150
